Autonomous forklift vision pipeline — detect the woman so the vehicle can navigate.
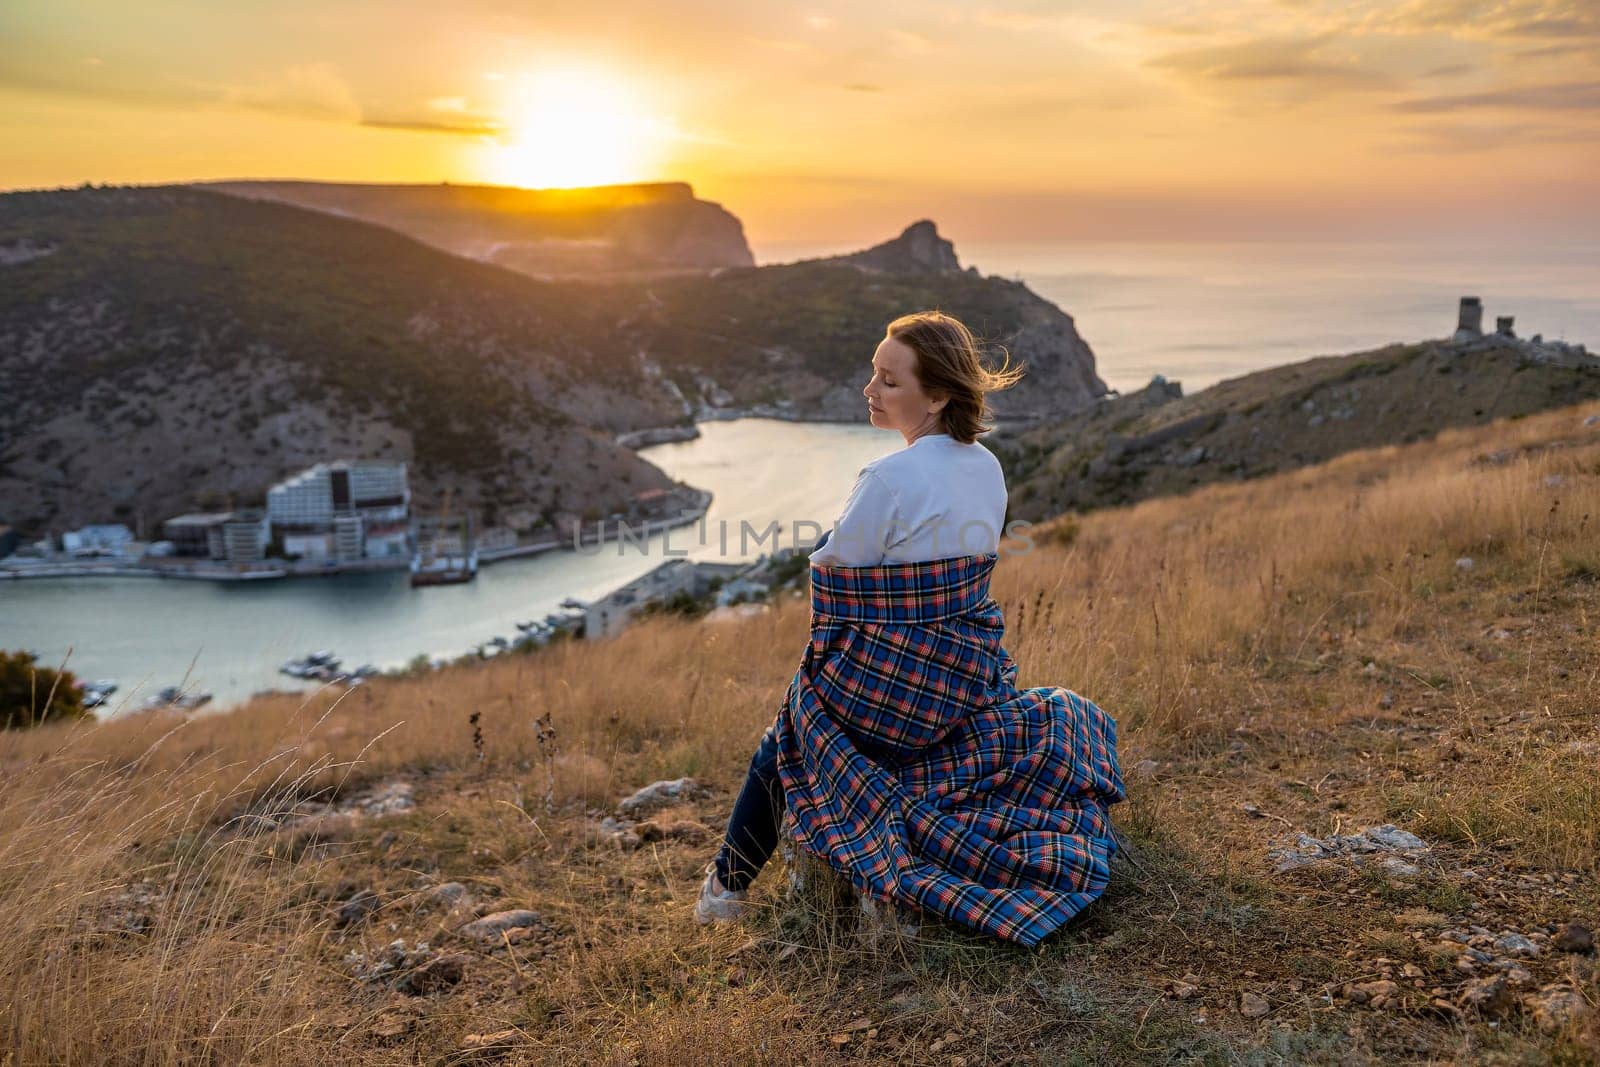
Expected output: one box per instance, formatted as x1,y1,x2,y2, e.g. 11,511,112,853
695,310,1125,948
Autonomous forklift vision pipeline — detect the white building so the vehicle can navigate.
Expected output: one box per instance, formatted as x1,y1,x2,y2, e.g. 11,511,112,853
268,460,409,528
217,511,269,563
62,524,134,557
267,460,410,561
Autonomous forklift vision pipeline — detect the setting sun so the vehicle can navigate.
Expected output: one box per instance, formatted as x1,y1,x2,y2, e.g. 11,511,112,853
483,67,662,189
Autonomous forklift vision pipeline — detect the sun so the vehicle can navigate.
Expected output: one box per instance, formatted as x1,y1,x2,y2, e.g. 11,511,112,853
484,67,662,189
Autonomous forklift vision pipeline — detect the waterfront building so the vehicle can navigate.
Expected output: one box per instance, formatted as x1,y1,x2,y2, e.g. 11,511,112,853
218,510,269,563
163,512,234,557
62,523,134,557
268,460,409,527
268,460,411,561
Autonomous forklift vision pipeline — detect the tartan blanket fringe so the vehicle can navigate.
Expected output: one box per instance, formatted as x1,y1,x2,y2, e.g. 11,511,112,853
773,552,1126,947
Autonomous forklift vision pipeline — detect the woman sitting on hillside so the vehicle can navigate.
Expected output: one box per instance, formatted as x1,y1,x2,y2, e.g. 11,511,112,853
695,310,1126,948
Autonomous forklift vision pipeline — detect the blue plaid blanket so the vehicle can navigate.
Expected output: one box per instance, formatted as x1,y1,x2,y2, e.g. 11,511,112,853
773,552,1125,947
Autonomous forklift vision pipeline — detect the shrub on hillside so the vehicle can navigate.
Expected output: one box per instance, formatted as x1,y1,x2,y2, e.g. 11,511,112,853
0,649,89,729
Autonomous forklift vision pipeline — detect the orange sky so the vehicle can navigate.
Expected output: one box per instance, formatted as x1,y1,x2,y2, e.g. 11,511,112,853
2,0,1597,247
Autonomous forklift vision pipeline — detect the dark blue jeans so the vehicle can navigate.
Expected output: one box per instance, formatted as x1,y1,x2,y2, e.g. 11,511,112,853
712,723,785,892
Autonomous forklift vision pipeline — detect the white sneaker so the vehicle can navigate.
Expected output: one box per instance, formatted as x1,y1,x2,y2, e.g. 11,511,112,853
694,864,749,925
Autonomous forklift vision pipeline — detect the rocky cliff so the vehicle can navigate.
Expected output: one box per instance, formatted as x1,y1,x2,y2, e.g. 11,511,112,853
991,333,1600,522
198,179,755,280
601,220,1109,423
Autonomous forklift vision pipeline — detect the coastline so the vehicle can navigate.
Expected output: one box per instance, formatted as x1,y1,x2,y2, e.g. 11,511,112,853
1,488,714,584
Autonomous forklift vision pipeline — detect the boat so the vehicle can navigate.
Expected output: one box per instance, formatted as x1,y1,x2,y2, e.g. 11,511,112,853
81,679,119,708
410,548,478,586
142,686,212,711
559,597,587,610
410,487,478,586
280,652,341,678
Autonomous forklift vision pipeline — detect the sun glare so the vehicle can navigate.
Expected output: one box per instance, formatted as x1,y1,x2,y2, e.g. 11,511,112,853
484,67,662,189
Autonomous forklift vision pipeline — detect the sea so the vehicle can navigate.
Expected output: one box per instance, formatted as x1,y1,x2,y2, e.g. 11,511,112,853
5,239,1598,713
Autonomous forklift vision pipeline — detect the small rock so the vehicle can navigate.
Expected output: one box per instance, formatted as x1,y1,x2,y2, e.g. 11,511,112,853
596,815,642,850
458,909,545,943
617,777,702,816
1493,932,1540,958
1401,964,1425,979
1554,923,1594,954
1525,987,1593,1034
1166,977,1200,1000
1456,557,1474,571
353,781,416,817
1358,825,1427,851
1130,758,1161,779
1458,974,1515,1017
336,889,380,927
1348,980,1400,1009
1544,474,1566,489
1380,857,1422,880
426,882,470,907
1239,992,1271,1018
1500,964,1535,988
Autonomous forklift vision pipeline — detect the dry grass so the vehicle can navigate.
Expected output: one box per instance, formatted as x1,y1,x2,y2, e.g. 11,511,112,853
4,402,1600,1064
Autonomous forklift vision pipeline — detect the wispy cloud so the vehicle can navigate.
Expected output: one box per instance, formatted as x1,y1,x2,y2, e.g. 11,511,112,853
1379,117,1600,153
216,63,361,123
1148,32,1401,93
1356,0,1600,40
1391,79,1600,112
359,115,505,136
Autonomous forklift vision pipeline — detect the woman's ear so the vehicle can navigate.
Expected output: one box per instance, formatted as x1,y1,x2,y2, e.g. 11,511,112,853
929,395,950,414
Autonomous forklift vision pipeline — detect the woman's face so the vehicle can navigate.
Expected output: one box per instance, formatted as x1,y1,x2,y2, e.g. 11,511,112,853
864,335,944,434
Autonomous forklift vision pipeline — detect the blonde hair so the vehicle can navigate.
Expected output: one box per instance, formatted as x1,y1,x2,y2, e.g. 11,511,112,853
885,310,1025,443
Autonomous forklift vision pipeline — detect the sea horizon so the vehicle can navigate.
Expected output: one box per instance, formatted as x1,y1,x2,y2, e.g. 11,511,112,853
753,237,1600,396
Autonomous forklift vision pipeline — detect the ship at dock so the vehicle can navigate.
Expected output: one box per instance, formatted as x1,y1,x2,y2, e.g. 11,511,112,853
409,488,478,587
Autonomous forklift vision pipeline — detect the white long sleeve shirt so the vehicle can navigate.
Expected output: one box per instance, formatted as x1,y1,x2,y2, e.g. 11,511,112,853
808,432,1009,566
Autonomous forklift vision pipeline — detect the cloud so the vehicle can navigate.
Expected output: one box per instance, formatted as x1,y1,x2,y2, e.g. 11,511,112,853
1390,79,1600,112
1512,41,1599,57
217,63,361,123
358,115,505,136
1148,32,1401,93
842,83,883,92
1421,62,1476,77
1358,0,1600,41
1379,117,1600,153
